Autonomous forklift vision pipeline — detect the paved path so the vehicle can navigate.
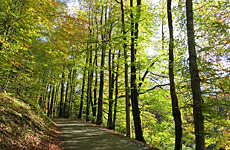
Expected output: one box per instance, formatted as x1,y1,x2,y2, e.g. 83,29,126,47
54,118,151,150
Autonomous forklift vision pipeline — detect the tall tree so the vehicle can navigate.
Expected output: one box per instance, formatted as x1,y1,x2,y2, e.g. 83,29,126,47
119,0,132,137
92,25,99,123
78,58,88,119
96,4,106,125
186,0,205,149
112,49,120,130
107,27,115,129
68,69,76,118
167,0,183,149
63,69,71,118
48,83,55,117
86,45,93,121
59,71,65,117
130,0,145,143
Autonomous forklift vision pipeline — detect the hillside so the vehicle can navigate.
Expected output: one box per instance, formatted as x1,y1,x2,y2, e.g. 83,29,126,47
0,92,62,149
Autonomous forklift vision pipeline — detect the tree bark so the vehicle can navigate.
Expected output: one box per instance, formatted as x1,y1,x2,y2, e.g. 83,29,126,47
92,45,98,123
96,4,106,125
107,46,113,129
78,58,88,119
68,69,76,118
47,84,52,115
53,83,60,117
59,71,65,117
63,69,71,118
112,49,121,130
186,0,205,149
107,21,115,129
92,18,99,123
130,0,145,143
118,0,131,137
167,0,183,149
86,46,93,121
48,83,55,117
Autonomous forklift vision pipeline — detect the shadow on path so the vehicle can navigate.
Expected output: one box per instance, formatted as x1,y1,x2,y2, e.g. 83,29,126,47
54,118,151,150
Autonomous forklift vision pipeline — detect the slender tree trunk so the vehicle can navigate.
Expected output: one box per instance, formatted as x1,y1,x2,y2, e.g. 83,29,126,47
92,46,98,123
96,5,106,125
63,70,71,118
47,84,52,115
167,0,183,149
78,58,88,119
43,83,49,113
68,69,76,118
59,71,65,117
53,82,60,117
48,83,55,117
96,42,105,125
118,0,131,137
130,0,145,143
87,46,93,121
112,49,121,130
92,18,99,123
86,62,90,121
107,52,115,129
107,24,115,129
186,0,205,149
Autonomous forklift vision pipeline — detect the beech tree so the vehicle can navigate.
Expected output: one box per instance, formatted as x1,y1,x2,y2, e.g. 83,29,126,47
167,0,183,149
186,0,205,149
130,0,145,143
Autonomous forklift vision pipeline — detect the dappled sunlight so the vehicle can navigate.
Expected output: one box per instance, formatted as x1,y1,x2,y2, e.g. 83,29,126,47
54,118,150,150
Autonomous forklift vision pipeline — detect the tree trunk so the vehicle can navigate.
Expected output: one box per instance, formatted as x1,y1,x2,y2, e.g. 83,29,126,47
130,0,145,143
92,18,99,123
48,83,55,117
92,47,98,123
47,84,52,115
63,70,71,118
96,5,106,125
112,49,121,130
167,0,183,149
86,46,93,121
59,71,65,117
107,24,115,129
78,58,88,119
118,0,131,137
68,69,76,118
53,83,60,117
186,0,205,149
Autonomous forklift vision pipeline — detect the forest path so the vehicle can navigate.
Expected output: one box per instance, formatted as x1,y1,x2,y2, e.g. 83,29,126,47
53,118,151,150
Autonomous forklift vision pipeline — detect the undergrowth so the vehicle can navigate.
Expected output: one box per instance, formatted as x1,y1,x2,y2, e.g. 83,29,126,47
0,92,61,149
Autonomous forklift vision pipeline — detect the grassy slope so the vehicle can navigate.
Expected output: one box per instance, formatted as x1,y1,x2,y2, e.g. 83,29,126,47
0,92,62,150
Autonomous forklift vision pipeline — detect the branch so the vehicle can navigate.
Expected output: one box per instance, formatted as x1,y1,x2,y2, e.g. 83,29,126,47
139,83,170,95
118,84,170,97
115,0,121,4
139,62,155,87
150,72,168,78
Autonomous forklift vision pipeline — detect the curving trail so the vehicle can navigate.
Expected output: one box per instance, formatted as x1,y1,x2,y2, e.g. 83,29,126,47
54,118,152,150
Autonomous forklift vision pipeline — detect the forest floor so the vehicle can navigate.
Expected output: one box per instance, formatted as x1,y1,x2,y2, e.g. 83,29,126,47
0,92,62,150
54,118,158,150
